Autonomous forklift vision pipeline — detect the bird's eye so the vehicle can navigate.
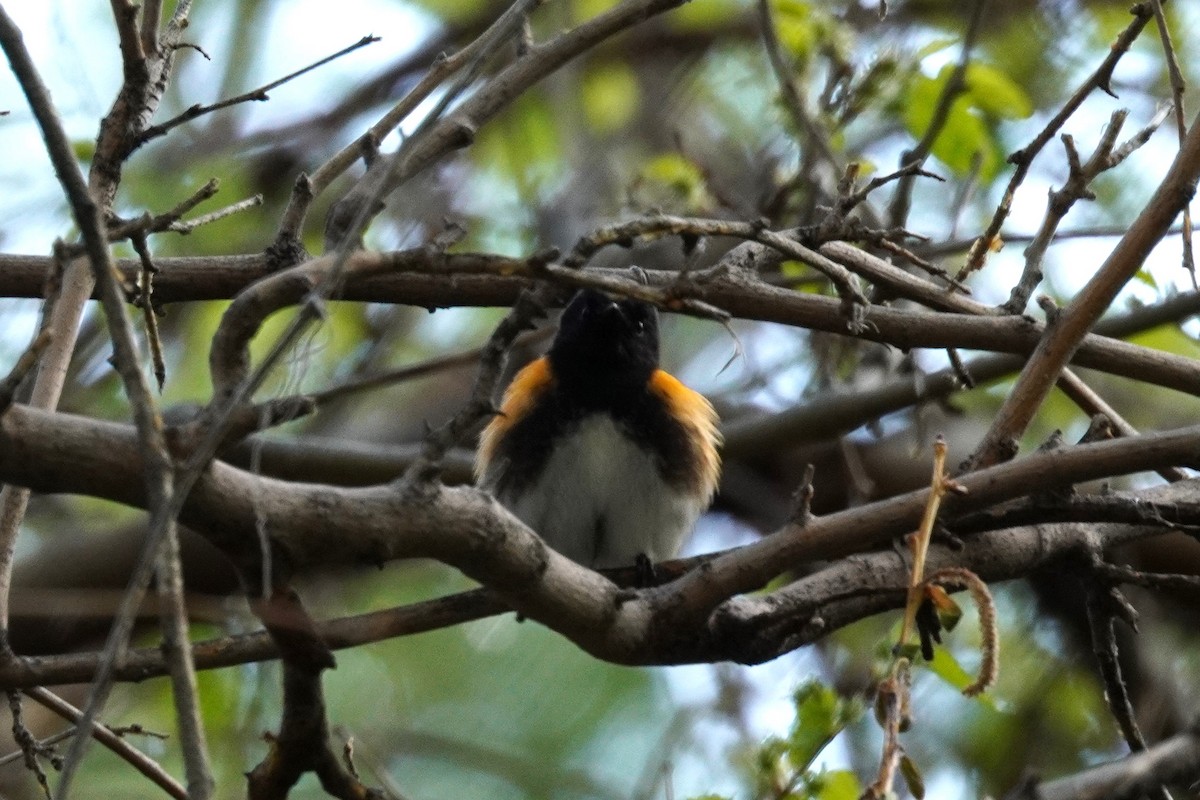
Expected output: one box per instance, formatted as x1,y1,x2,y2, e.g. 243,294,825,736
634,318,646,333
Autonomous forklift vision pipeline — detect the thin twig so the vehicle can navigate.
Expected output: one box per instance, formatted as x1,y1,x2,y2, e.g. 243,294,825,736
167,193,263,234
25,688,187,800
959,5,1154,279
887,0,988,228
566,215,868,326
1002,107,1170,314
922,224,1188,259
896,436,963,647
139,35,381,145
281,0,543,242
8,690,51,799
967,101,1200,470
63,178,225,254
947,150,983,240
0,329,52,413
51,175,227,259
1082,567,1172,800
1093,562,1200,596
155,516,214,799
130,233,166,391
321,0,691,248
1054,370,1187,483
309,328,552,406
0,10,205,797
1150,0,1195,289
0,726,73,769
755,0,846,204
834,162,944,221
864,659,911,800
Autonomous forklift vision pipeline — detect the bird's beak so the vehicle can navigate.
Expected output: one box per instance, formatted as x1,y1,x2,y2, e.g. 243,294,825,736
596,295,624,322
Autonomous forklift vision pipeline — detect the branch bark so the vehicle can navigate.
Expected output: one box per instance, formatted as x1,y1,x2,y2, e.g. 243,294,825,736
1005,727,1200,800
2,402,1200,667
971,104,1200,468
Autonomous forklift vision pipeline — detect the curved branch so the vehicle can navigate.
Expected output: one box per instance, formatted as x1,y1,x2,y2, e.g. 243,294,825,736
0,473,1194,685
3,403,1200,668
3,246,1198,405
1006,726,1200,800
204,252,1200,401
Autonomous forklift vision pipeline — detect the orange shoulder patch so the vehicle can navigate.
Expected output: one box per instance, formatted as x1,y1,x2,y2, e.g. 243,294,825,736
649,370,722,500
475,357,554,481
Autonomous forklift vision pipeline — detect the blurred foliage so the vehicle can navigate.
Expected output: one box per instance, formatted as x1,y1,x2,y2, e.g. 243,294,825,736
731,681,865,800
1,0,1200,797
903,61,1033,179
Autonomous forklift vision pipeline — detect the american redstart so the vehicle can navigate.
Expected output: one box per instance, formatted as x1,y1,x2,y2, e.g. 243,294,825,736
475,288,721,569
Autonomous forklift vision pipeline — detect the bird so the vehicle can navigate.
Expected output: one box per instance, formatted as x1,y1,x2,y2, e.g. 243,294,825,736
475,288,721,570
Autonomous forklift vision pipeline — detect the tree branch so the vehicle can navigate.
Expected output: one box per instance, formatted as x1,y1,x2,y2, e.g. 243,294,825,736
3,403,1200,668
323,0,694,247
0,7,210,795
969,103,1200,469
1005,726,1200,800
961,3,1154,278
139,35,381,146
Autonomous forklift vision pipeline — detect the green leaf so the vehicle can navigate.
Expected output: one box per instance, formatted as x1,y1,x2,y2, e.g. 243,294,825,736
814,769,862,800
964,62,1033,119
473,90,564,198
1129,323,1200,359
915,37,957,60
935,101,999,177
902,72,943,136
925,645,973,690
581,61,640,134
772,0,816,60
670,0,742,31
1133,268,1159,290
900,754,926,800
637,153,710,210
924,648,998,710
572,0,618,22
787,682,864,771
903,65,1017,179
407,0,490,24
73,138,95,162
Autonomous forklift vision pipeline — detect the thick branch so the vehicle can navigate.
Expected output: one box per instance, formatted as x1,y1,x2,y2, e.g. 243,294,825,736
3,404,1200,666
2,248,1198,403
1006,727,1200,800
201,254,1200,400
